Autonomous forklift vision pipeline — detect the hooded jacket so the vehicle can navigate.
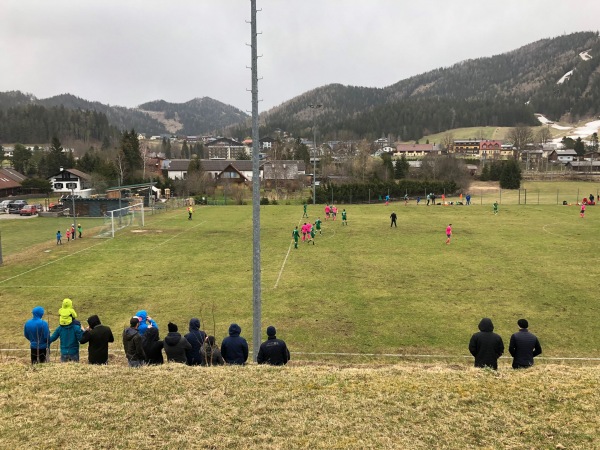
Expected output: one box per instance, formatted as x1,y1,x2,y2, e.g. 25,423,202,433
134,310,158,336
123,326,145,362
184,318,206,366
257,335,291,366
221,323,249,365
24,306,50,349
79,315,114,364
468,318,504,370
50,323,83,356
58,298,78,326
142,327,164,365
163,331,192,363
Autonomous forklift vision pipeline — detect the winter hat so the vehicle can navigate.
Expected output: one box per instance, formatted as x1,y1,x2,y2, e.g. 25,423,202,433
168,322,178,333
517,318,529,329
267,326,276,337
130,317,140,327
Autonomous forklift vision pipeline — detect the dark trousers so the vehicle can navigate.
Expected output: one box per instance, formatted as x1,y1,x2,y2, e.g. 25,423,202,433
391,220,397,227
30,348,48,364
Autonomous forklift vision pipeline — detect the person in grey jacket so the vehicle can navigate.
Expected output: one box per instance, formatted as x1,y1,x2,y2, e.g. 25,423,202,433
509,319,542,369
163,322,191,363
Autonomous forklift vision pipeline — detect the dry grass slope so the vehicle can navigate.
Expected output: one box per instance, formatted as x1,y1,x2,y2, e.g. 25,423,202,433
0,362,599,449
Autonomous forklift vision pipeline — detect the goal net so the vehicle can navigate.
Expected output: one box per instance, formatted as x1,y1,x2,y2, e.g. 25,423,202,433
95,202,145,238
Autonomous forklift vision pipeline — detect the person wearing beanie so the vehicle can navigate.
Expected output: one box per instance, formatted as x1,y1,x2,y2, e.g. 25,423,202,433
257,326,291,366
509,319,542,369
184,318,207,366
80,315,114,365
123,317,145,367
468,318,504,370
221,323,249,365
163,322,191,363
23,306,50,364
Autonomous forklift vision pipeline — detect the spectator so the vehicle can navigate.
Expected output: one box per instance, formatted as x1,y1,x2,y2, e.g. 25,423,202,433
123,317,145,367
163,322,191,363
184,318,207,366
133,310,157,336
142,327,164,365
49,319,83,362
80,315,114,365
509,319,542,369
221,323,249,365
23,306,50,364
257,326,290,366
202,336,225,366
468,318,504,370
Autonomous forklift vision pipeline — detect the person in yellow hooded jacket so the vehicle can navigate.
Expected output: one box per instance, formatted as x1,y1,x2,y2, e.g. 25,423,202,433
58,298,78,326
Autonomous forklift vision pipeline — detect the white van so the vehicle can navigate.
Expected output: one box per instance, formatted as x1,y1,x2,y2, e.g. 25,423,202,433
0,200,12,213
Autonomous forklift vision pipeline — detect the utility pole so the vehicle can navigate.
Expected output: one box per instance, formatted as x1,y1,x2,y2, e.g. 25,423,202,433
309,103,322,204
250,0,262,362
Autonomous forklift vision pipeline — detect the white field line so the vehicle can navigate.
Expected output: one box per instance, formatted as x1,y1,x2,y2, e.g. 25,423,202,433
1,348,599,362
274,216,305,289
0,241,106,285
148,220,205,250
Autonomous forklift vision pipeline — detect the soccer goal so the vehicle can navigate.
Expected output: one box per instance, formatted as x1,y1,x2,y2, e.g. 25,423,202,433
95,202,145,238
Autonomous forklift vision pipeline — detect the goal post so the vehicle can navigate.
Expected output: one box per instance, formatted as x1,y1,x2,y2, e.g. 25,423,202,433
95,202,145,238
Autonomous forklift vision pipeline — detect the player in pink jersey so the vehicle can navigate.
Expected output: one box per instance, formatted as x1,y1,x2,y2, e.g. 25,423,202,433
445,224,452,244
580,203,586,218
301,223,308,241
325,205,330,220
332,206,337,220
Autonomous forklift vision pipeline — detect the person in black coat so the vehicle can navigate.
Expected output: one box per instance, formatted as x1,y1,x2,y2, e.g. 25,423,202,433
184,318,206,366
257,326,290,366
142,326,164,365
80,315,114,365
163,322,191,363
468,318,504,370
221,323,248,365
509,318,542,369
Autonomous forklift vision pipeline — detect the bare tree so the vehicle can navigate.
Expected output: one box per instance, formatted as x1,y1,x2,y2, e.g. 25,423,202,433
507,125,534,150
535,127,552,146
442,132,455,153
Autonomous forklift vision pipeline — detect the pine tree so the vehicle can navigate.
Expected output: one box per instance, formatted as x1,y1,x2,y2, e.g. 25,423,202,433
499,159,522,189
394,155,410,179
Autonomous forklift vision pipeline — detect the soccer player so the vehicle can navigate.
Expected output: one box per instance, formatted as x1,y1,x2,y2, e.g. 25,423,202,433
493,201,499,215
324,205,330,221
77,223,82,238
65,228,70,242
446,223,452,245
341,209,347,225
301,223,308,242
385,194,390,206
404,194,408,206
315,217,322,235
303,203,309,218
307,223,316,245
188,205,193,220
390,212,397,227
332,205,337,220
56,230,62,245
292,226,300,249
580,203,586,218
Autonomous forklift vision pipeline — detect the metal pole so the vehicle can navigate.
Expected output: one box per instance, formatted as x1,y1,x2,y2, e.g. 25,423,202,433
310,104,322,205
71,188,76,240
0,230,3,265
250,0,262,362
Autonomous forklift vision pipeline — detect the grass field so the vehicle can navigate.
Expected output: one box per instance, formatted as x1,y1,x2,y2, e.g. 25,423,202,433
1,181,600,448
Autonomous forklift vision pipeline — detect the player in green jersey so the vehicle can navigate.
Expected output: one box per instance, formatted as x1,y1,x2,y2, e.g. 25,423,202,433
341,209,347,225
315,217,322,235
292,226,300,249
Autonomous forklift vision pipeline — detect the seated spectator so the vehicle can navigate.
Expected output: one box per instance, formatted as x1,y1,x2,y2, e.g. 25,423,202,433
202,336,225,366
163,322,191,363
184,318,206,366
468,318,504,370
80,315,114,365
221,323,248,365
257,326,290,366
123,317,145,368
142,327,164,365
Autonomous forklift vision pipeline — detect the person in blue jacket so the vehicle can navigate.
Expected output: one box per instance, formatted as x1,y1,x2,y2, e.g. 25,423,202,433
49,322,83,362
221,323,249,365
134,310,158,336
24,306,50,364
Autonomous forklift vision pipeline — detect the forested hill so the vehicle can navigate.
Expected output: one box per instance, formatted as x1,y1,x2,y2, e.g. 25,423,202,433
0,92,249,144
254,31,600,142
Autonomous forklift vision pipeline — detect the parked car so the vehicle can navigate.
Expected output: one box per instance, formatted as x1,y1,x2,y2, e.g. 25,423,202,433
0,200,12,213
8,200,27,214
19,205,39,216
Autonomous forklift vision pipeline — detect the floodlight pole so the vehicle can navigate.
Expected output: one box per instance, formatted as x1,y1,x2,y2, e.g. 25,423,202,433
309,103,322,205
250,0,262,362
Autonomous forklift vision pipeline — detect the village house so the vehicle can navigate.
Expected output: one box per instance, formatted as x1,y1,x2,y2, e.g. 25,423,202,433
48,168,93,197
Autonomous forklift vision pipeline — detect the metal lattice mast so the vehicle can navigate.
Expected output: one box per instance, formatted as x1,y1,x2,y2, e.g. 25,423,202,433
250,0,262,362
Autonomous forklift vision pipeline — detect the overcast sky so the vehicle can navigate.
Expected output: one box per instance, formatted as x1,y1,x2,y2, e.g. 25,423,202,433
1,1,599,112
